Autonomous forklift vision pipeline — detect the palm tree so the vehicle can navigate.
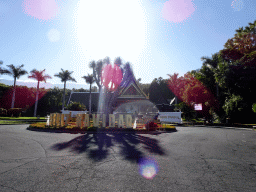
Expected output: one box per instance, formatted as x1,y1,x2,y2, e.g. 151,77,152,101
6,64,27,108
0,60,10,75
54,69,76,111
201,53,220,98
28,69,52,117
82,74,95,114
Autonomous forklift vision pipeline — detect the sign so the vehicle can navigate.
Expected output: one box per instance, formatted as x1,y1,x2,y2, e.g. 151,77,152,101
158,112,182,124
194,103,202,111
49,113,133,128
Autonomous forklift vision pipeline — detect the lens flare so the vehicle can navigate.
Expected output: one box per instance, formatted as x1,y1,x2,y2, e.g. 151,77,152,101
138,157,159,180
231,0,243,11
162,0,196,23
47,28,60,42
101,64,123,91
22,0,59,21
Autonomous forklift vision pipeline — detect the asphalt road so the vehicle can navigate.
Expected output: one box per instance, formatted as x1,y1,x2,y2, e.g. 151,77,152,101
0,125,255,192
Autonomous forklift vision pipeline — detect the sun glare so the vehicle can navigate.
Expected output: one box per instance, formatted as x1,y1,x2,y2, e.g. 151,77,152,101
73,0,147,62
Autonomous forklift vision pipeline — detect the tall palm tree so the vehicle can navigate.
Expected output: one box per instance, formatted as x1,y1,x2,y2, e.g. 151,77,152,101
54,69,76,111
82,74,95,114
28,69,52,117
6,64,28,108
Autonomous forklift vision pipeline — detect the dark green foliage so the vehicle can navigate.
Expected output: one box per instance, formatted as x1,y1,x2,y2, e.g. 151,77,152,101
87,126,98,131
0,108,7,116
7,108,23,117
67,101,86,111
174,102,196,121
149,77,176,105
222,94,253,123
252,103,256,113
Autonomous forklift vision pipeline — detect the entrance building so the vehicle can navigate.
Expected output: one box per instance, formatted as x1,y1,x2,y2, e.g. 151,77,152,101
67,71,158,115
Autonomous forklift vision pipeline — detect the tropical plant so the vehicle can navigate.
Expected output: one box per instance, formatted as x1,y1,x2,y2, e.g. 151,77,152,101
28,69,52,117
223,94,248,122
54,69,76,110
6,64,27,108
82,74,95,114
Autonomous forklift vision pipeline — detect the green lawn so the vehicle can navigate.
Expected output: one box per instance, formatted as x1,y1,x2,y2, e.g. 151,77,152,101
0,120,33,124
0,117,46,120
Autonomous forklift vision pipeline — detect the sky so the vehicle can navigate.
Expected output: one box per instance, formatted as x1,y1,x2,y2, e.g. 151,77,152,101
0,0,255,89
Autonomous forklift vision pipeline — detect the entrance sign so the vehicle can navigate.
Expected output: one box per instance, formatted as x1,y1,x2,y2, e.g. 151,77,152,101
109,114,115,127
84,114,90,127
102,114,106,127
194,103,202,111
60,114,65,127
118,115,124,128
49,113,137,128
125,115,132,128
158,112,182,124
76,114,82,127
92,114,100,127
64,114,71,126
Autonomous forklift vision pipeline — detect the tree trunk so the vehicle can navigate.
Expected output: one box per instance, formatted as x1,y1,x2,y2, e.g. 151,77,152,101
89,83,92,114
11,78,16,108
34,81,40,117
62,81,66,111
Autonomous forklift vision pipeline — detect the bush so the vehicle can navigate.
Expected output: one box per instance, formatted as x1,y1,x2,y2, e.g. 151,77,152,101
87,126,98,132
0,108,7,116
252,103,256,113
66,102,86,111
7,108,23,117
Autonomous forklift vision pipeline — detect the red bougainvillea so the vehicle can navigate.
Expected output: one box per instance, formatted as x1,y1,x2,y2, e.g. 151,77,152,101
168,72,218,117
0,86,47,109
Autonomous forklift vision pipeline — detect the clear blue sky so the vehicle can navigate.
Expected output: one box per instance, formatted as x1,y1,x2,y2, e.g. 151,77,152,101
0,0,255,88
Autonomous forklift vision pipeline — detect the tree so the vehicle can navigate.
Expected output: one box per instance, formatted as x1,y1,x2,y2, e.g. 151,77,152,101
54,69,76,111
100,57,124,117
89,59,104,92
82,74,95,114
28,69,52,117
220,33,256,67
235,20,256,35
6,64,27,108
221,20,256,67
168,72,217,121
190,53,227,121
0,60,10,75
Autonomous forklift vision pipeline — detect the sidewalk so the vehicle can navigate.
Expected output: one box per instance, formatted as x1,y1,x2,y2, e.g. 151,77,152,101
180,121,256,130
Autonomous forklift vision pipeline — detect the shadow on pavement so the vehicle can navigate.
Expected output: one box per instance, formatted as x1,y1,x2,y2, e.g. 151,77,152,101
51,130,173,163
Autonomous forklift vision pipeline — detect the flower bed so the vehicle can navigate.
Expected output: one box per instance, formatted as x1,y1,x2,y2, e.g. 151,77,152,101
29,121,176,132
